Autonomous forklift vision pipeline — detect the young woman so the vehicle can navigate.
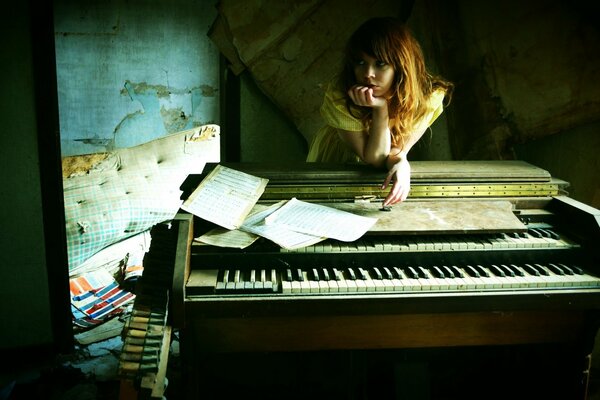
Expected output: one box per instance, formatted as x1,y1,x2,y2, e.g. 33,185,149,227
307,17,453,206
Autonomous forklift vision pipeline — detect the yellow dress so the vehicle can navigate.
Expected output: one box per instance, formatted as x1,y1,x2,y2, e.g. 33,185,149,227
306,83,447,163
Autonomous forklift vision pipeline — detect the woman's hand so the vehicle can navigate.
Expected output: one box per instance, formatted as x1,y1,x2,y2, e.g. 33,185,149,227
382,158,411,206
348,85,387,109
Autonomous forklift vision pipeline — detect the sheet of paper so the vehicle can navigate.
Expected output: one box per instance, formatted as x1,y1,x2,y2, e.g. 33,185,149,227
195,227,259,249
264,197,377,242
241,200,326,249
181,164,268,230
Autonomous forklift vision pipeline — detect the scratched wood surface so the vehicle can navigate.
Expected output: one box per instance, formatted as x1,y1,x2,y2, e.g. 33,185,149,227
329,200,525,234
409,160,551,181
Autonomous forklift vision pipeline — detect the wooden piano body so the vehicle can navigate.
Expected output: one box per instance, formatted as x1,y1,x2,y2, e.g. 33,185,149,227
166,161,600,399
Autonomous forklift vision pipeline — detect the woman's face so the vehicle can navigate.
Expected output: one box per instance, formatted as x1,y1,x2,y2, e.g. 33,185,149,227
353,52,395,97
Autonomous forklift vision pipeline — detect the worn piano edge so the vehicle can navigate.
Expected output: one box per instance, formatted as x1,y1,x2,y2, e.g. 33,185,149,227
140,325,172,398
171,212,194,329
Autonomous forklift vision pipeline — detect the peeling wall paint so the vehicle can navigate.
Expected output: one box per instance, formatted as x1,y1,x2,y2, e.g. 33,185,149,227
54,0,219,156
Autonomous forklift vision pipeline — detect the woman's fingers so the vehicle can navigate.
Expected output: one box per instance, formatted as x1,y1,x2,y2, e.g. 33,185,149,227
384,184,409,206
348,86,374,106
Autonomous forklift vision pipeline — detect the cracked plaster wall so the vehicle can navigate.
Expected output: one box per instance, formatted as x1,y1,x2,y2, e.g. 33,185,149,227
54,0,220,156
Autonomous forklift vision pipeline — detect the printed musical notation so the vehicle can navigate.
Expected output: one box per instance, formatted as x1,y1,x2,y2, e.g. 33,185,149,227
182,164,268,230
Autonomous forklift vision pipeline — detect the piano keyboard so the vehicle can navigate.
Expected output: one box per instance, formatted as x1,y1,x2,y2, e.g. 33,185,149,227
186,262,600,296
280,228,577,254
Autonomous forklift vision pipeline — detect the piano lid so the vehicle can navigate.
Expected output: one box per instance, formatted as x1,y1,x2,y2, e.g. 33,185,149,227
180,160,568,204
199,160,552,183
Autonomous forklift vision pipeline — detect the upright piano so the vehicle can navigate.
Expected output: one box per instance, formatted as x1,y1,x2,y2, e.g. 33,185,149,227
162,161,600,399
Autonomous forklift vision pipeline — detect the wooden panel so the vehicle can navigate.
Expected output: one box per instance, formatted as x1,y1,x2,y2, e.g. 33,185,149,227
410,160,551,181
190,310,585,353
331,200,525,234
171,213,194,328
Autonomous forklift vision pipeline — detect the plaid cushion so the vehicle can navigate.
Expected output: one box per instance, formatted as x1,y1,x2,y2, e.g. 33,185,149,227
63,125,219,272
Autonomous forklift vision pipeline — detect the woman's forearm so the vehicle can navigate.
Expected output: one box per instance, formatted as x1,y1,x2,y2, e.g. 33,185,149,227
362,106,391,167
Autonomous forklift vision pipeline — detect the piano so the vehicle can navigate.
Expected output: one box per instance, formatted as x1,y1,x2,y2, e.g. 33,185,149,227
168,161,600,399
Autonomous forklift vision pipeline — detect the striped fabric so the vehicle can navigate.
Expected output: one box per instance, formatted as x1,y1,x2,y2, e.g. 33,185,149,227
70,269,135,329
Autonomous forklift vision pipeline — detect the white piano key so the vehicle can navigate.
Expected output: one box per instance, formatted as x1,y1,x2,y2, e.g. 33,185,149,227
363,268,384,291
281,280,292,293
318,277,330,293
355,278,367,292
300,271,312,293
534,264,565,287
335,272,349,292
520,265,549,287
327,279,339,292
309,278,320,293
391,267,407,291
346,278,359,292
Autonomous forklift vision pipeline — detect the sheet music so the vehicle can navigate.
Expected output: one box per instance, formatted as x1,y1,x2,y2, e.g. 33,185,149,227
264,197,377,242
195,227,259,249
181,164,268,230
241,201,326,249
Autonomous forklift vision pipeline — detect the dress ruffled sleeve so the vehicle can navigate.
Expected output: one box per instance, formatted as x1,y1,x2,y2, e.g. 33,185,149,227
413,88,447,132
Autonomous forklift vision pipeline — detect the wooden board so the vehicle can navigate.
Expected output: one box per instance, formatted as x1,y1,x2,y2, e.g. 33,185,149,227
329,200,526,234
410,160,551,182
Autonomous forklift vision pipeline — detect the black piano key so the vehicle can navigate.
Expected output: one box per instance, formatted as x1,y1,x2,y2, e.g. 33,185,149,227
347,268,357,280
522,264,540,276
322,268,330,281
295,268,304,281
527,228,542,238
552,263,574,275
474,265,490,277
382,267,394,280
464,265,480,278
533,264,550,276
431,266,445,279
358,268,369,280
498,264,515,277
537,228,551,238
545,263,564,275
312,268,320,281
372,267,383,280
406,267,419,279
332,268,343,281
509,264,525,277
333,268,344,281
417,266,430,279
441,266,454,279
285,269,293,282
393,267,404,279
566,264,584,275
489,265,505,277
542,229,560,240
449,266,463,278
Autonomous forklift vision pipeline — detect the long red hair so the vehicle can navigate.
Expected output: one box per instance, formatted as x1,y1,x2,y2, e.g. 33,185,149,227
341,17,453,148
